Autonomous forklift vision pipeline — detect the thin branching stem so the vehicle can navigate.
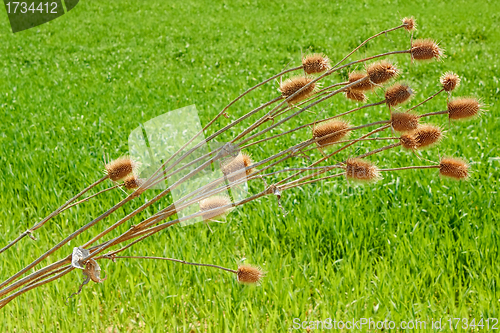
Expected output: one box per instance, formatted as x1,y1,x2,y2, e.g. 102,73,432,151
61,184,123,212
107,256,237,274
0,175,109,255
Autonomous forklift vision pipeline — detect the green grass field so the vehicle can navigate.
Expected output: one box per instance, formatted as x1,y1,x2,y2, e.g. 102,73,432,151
0,0,499,331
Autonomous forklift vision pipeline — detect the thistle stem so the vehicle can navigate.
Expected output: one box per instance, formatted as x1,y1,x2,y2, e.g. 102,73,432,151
419,110,448,118
332,24,406,69
60,184,123,212
0,175,109,255
106,256,238,274
406,88,445,113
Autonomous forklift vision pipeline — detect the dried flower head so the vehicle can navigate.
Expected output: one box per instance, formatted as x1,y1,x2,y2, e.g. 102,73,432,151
105,157,134,181
439,158,469,180
367,61,399,85
345,88,367,102
385,83,413,107
391,112,419,132
447,97,482,120
199,195,232,220
123,174,144,190
440,72,460,92
313,120,351,146
237,265,265,284
411,39,443,61
413,125,442,148
222,153,254,182
399,133,418,150
302,54,330,74
402,17,416,32
345,158,380,182
279,76,316,105
348,72,374,91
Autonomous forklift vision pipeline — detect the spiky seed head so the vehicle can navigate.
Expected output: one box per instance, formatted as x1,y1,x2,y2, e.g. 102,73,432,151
413,125,442,148
391,112,419,132
440,72,460,92
345,158,380,182
402,17,416,32
447,97,481,120
279,76,316,105
312,120,351,146
345,88,367,102
237,265,265,284
105,157,134,181
348,72,375,91
399,133,418,150
199,195,232,220
385,83,413,107
302,54,330,74
123,174,144,190
221,153,254,182
411,39,443,61
367,61,399,85
439,158,469,180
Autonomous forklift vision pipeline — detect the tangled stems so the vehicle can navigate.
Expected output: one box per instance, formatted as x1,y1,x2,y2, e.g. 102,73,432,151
0,20,459,307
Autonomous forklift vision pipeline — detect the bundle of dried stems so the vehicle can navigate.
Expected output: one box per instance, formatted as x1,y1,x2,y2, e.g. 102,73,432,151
0,17,482,308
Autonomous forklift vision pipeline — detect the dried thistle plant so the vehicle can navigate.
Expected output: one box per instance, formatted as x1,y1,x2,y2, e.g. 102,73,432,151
0,17,483,309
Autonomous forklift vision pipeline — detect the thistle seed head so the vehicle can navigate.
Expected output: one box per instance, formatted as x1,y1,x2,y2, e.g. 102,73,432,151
399,133,418,150
199,195,232,220
367,61,399,85
413,125,442,148
439,158,469,180
348,72,375,91
237,265,265,284
440,72,460,92
402,17,417,32
345,158,380,182
391,112,419,132
345,88,367,102
411,39,443,61
312,120,351,146
279,76,316,105
385,83,413,107
105,157,134,181
222,153,254,182
447,97,482,120
123,174,144,190
302,54,330,74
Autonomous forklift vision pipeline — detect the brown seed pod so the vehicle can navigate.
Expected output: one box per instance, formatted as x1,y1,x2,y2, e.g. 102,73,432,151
279,76,316,105
440,72,460,92
123,174,144,190
399,133,418,150
345,88,366,102
402,17,416,32
385,83,413,107
237,265,265,284
411,39,443,61
367,61,399,85
439,158,469,180
312,120,351,146
413,125,442,148
221,153,254,182
348,72,374,91
391,112,419,132
302,54,330,74
105,157,134,181
345,158,380,182
447,97,481,120
199,196,232,220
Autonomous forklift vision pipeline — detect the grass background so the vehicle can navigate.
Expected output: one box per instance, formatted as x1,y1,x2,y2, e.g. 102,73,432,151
0,0,499,331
